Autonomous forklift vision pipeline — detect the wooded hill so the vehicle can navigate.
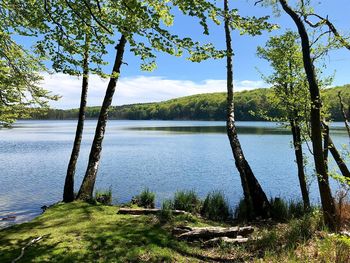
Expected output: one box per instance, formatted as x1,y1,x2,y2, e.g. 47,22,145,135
33,84,350,121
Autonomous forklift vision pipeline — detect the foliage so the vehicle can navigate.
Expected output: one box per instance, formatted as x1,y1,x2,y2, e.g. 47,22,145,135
27,0,111,77
173,190,202,214
0,29,58,125
256,30,333,137
200,191,231,221
2,0,220,74
256,31,309,122
270,197,309,222
132,188,156,208
95,188,112,205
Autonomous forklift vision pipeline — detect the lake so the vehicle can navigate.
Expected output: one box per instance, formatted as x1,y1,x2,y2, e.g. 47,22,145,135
0,120,349,228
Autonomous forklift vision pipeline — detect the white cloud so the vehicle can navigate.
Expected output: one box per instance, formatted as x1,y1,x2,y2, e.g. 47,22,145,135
42,73,267,109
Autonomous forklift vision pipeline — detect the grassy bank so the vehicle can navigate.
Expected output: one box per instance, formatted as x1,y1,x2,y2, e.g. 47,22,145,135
0,202,349,262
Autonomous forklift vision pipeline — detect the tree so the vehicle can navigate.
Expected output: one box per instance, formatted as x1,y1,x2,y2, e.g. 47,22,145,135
293,0,350,178
298,1,350,177
0,21,58,125
278,0,337,231
36,1,110,203
257,31,311,209
75,0,221,200
224,0,271,218
6,0,113,202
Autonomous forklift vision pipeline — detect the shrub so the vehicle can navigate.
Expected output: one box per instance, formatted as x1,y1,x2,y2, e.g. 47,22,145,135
285,213,320,248
158,199,174,223
270,197,289,222
253,229,279,251
95,188,112,205
173,190,202,213
200,191,231,221
234,198,253,222
132,188,155,208
288,200,306,219
270,198,309,222
335,189,350,229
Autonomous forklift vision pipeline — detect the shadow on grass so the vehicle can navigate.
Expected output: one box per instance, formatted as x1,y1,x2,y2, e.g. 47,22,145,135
1,202,243,262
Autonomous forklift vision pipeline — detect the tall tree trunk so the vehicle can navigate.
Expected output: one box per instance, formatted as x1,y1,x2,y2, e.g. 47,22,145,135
224,0,270,219
63,33,90,203
338,91,350,139
76,35,127,201
279,0,336,231
290,120,310,210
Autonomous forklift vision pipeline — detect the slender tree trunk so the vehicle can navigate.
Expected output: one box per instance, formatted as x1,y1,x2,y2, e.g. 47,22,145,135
279,0,336,231
338,91,350,139
290,120,310,210
63,34,90,203
322,121,350,178
76,35,127,201
323,121,329,173
329,137,350,178
224,0,270,219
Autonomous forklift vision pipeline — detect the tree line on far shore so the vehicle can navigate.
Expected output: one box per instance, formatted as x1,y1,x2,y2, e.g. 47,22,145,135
31,84,350,122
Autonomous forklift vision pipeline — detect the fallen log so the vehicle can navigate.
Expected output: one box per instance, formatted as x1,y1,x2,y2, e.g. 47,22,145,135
117,208,188,215
203,236,249,246
172,226,193,236
176,226,254,241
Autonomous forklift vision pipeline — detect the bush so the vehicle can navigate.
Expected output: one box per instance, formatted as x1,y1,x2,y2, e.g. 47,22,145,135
335,189,350,229
132,188,155,208
270,198,308,222
288,200,306,219
95,188,112,205
200,191,231,221
270,197,289,222
286,212,321,248
253,229,279,251
173,190,202,213
234,198,253,222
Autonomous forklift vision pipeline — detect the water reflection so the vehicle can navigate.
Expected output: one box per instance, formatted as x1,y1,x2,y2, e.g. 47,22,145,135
127,125,347,135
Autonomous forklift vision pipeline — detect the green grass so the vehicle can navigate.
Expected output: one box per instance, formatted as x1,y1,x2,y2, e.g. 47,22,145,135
0,202,349,262
0,202,200,262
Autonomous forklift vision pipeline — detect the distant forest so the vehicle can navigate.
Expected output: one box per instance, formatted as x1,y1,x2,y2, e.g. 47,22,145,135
32,85,350,121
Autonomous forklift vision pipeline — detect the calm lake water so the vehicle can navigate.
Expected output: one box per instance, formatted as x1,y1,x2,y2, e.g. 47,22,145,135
0,120,349,228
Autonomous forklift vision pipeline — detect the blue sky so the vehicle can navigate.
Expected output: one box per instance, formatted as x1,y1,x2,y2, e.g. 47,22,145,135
20,0,350,108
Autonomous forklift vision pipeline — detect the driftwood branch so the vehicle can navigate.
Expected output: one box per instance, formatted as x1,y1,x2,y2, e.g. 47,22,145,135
12,236,43,263
203,236,249,246
117,208,189,215
174,226,254,241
